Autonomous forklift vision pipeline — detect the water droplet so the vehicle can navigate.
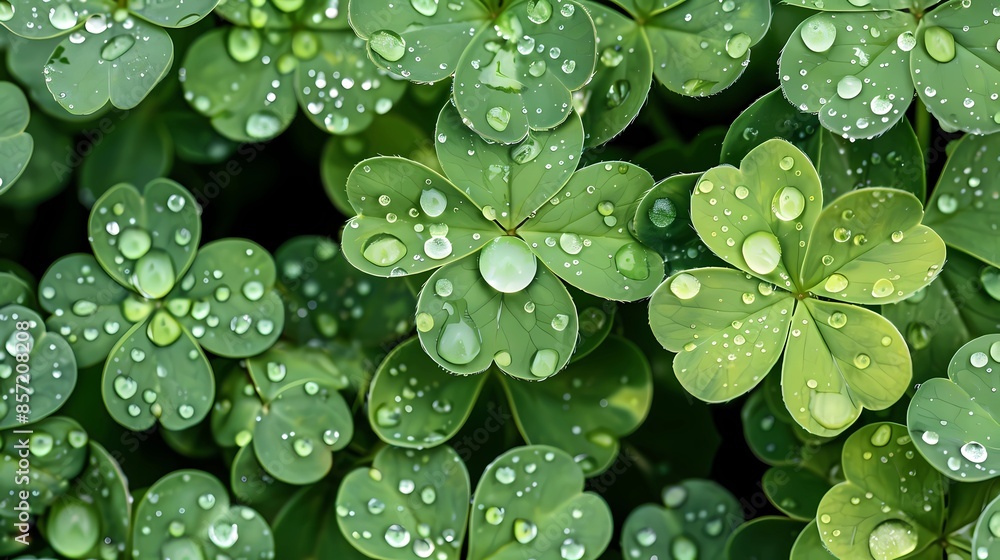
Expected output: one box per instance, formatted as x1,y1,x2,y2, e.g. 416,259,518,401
370,30,406,61
486,106,511,132
208,521,239,549
810,391,856,430
178,404,195,419
854,353,871,369
971,351,989,368
896,31,916,52
495,466,516,484
31,433,54,456
424,237,453,260
828,312,847,328
410,0,438,16
49,3,78,30
871,95,893,116
726,33,752,58
511,137,542,164
936,194,957,214
227,27,262,62
114,376,138,399
385,524,411,548
367,498,385,514
363,234,407,266
436,306,481,365
648,198,677,227
871,278,894,298
800,17,836,52
0,1,14,22
560,538,585,560
772,186,805,221
485,506,505,525
906,323,931,350
961,441,988,463
924,26,955,63
420,188,447,217
671,536,698,560
514,519,537,543
921,431,939,445
479,237,537,293
670,273,701,300
526,0,552,24
870,425,892,446
530,349,559,378
615,243,650,281
636,527,657,547
741,231,782,275
868,520,918,560
663,485,687,508
837,75,863,99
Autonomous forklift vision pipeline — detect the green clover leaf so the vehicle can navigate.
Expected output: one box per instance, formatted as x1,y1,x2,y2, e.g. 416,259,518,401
0,305,77,429
43,441,130,560
722,88,926,203
648,138,946,436
469,445,612,560
0,81,32,196
726,517,808,560
130,470,274,559
335,445,470,560
342,104,662,377
0,417,89,515
779,0,1000,139
908,334,1000,482
180,0,406,142
973,493,1000,559
1,0,218,115
621,479,742,560
275,236,415,350
39,179,284,432
923,132,1000,268
349,0,596,144
367,335,651,476
0,272,33,308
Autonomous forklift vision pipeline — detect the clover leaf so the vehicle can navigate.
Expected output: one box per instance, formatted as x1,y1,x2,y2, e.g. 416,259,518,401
810,422,998,559
131,470,274,559
648,138,946,436
570,0,771,146
725,516,807,560
368,334,651,477
349,0,597,144
273,483,369,560
779,0,1000,139
908,334,1000,482
0,0,217,115
335,445,470,560
342,104,662,377
0,416,88,515
621,479,742,560
181,0,406,142
974,493,1000,559
923,132,1000,268
0,81,32,197
469,445,612,560
722,88,926,203
0,305,77,429
38,179,284,431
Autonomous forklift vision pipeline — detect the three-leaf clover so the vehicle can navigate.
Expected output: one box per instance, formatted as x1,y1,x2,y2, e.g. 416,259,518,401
341,104,663,378
368,334,652,476
0,81,32,196
648,138,946,436
779,0,1000,139
348,0,597,144
0,0,218,115
38,178,284,431
572,0,771,146
181,0,406,142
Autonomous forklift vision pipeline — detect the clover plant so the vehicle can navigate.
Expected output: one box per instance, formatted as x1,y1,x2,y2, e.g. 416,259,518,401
0,81,32,197
37,178,284,431
649,138,946,436
0,0,217,114
342,103,663,378
779,0,1000,138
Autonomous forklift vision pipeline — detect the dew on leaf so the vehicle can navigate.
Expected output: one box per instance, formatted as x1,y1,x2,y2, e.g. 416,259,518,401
370,30,406,62
486,107,511,132
479,237,537,293
669,273,701,300
772,186,805,221
363,234,407,267
741,231,781,275
648,198,677,227
837,76,863,99
924,26,956,63
868,519,917,560
530,349,559,378
514,519,537,543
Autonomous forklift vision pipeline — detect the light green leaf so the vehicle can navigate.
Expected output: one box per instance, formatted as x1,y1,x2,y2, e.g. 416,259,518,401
779,11,917,139
3,33,100,120
252,379,353,484
336,445,470,560
0,306,77,429
0,0,99,39
801,188,945,304
912,0,1000,135
973,493,1000,559
180,29,298,142
649,267,794,402
923,133,1000,268
102,319,213,431
294,31,407,135
44,18,173,114
520,161,663,300
171,239,284,358
341,157,502,277
725,517,806,560
621,479,741,560
469,445,612,560
210,365,259,448
645,0,771,97
435,102,584,230
692,139,823,292
415,255,578,379
575,1,650,147
908,334,1000,482
130,470,274,559
368,336,487,449
782,299,910,437
39,254,135,367
88,179,200,296
501,335,651,476
789,520,836,560
816,423,944,560
0,81,32,196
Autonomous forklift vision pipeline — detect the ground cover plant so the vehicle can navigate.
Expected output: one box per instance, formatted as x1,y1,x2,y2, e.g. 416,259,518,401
1,0,1000,558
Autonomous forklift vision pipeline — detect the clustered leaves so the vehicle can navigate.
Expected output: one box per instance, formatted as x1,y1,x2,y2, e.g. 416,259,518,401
3,0,1000,558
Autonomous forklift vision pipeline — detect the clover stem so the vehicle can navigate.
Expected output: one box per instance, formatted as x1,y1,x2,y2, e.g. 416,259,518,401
915,97,931,158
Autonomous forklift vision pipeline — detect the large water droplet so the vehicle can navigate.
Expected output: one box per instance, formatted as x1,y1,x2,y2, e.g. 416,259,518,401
486,107,511,132
227,27,262,62
772,186,805,221
420,188,447,217
49,3,78,30
363,234,407,266
530,349,559,378
511,137,542,164
648,198,676,227
871,278,894,298
560,539,585,560
208,521,239,549
801,18,836,53
424,237,453,260
479,237,537,293
810,391,856,430
837,75,862,99
370,30,406,61
868,520,918,560
514,519,537,543
385,524,411,548
614,243,649,281
245,112,281,139
669,273,701,300
410,0,438,16
526,0,552,24
671,536,698,560
436,306,481,365
924,26,955,63
606,79,631,108
132,250,175,299
870,424,892,446
101,35,135,61
906,323,931,350
961,441,988,463
0,1,14,22
742,231,781,275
